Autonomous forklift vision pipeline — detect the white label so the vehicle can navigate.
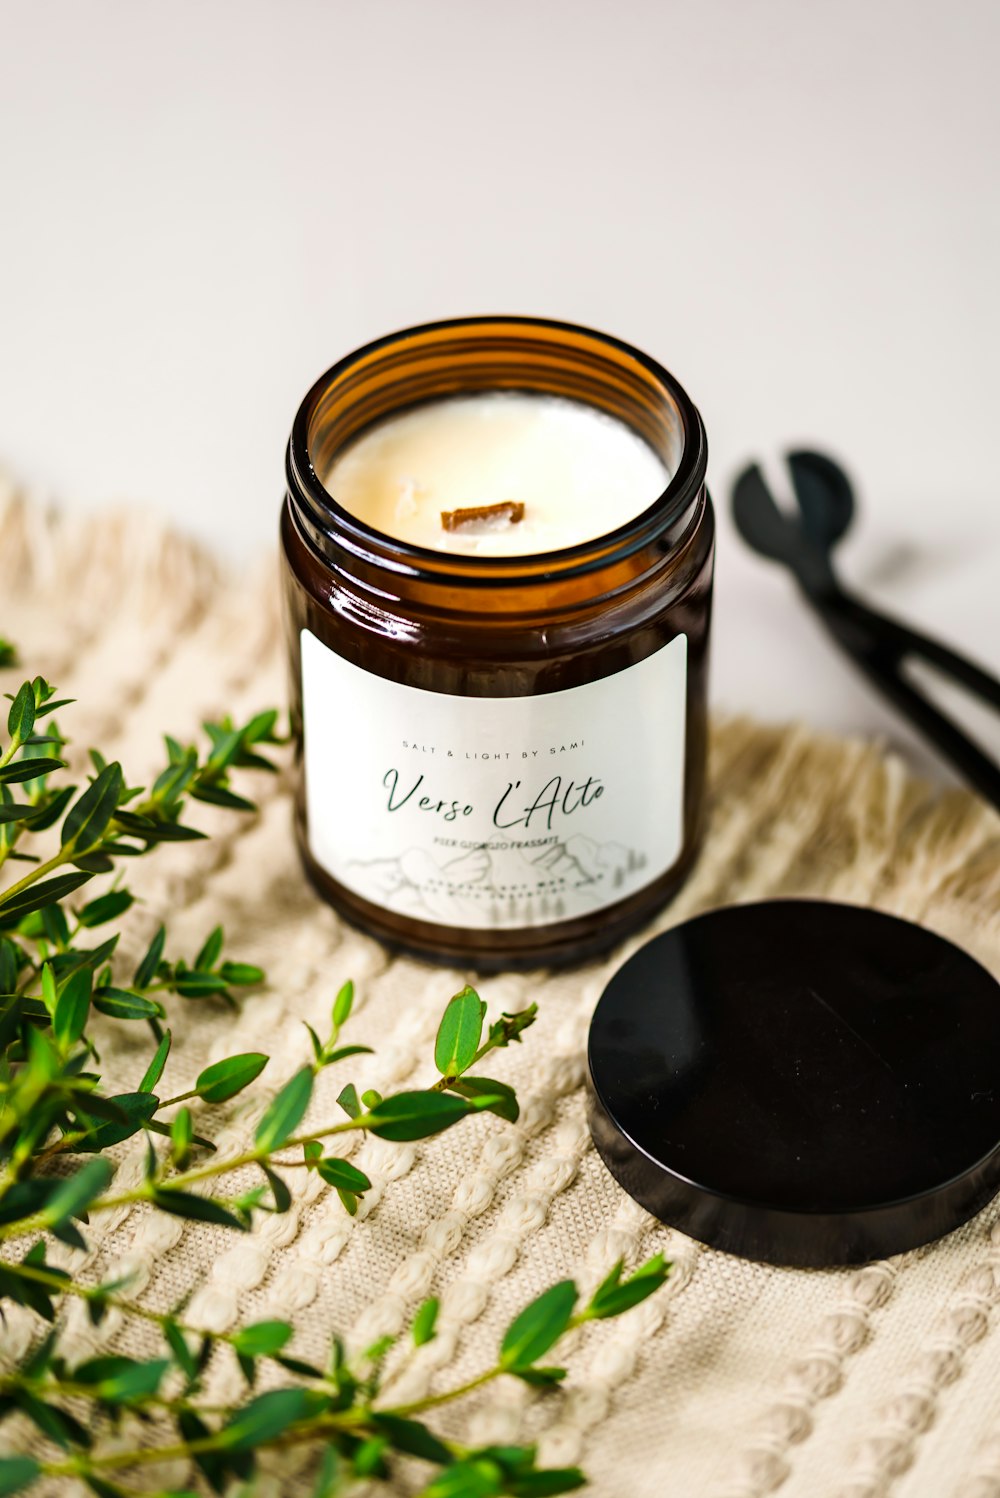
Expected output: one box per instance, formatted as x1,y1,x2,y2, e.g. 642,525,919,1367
301,629,687,930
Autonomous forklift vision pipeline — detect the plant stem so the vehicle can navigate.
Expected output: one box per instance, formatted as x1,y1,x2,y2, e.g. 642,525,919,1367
6,1255,511,1442
386,1365,502,1417
38,1371,496,1480
156,1088,198,1108
0,731,24,771
0,1114,370,1241
6,1260,254,1363
0,1370,226,1417
0,849,67,909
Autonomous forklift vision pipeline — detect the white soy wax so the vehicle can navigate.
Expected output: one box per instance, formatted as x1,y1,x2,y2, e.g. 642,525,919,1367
322,392,670,556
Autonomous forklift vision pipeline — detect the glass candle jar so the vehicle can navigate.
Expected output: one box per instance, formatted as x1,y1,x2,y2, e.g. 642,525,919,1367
281,316,714,970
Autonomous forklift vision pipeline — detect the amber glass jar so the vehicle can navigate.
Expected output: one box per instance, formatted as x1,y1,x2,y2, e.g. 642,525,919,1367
281,317,713,970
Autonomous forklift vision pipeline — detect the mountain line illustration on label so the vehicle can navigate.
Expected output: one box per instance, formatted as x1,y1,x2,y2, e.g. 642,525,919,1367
300,628,687,929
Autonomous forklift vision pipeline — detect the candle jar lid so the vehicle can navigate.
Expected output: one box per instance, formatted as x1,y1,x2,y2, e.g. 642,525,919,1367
587,900,1000,1266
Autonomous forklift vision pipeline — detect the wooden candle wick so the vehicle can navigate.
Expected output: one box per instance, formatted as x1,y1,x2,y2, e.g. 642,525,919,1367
441,501,526,531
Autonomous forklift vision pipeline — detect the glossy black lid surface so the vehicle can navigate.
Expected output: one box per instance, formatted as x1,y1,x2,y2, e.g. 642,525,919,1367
587,901,1000,1266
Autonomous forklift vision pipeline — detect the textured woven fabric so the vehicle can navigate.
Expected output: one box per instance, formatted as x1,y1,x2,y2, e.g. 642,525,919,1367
2,476,999,1498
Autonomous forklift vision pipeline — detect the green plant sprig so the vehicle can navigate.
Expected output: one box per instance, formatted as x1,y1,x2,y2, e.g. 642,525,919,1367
0,984,537,1245
0,676,284,1214
0,658,673,1496
0,1253,670,1498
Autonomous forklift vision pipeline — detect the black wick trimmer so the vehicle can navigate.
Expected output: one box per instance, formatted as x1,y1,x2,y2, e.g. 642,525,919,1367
732,450,1000,809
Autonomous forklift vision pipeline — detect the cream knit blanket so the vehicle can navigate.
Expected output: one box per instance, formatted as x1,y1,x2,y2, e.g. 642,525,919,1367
2,479,999,1498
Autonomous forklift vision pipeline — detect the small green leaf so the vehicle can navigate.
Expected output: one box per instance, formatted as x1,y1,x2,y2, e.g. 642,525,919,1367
511,1365,567,1387
178,1408,225,1491
53,968,92,1049
218,960,264,986
366,1089,489,1142
311,1446,339,1498
40,961,57,1017
421,1461,504,1498
34,698,73,719
449,1074,519,1123
139,1029,172,1093
0,871,91,919
316,1157,371,1193
19,784,75,831
164,1319,197,1380
323,1043,373,1066
275,1353,323,1381
73,1354,170,1402
190,784,255,813
435,985,486,1077
412,1296,439,1346
151,1189,248,1231
76,889,134,928
171,1107,194,1168
171,969,231,997
42,903,73,952
218,1387,317,1451
6,683,35,742
15,1388,90,1450
243,708,280,742
487,1004,538,1049
303,1021,323,1062
332,978,354,1029
61,762,124,853
75,1093,159,1152
70,852,114,874
262,1163,291,1213
255,1066,313,1150
133,924,166,988
371,1412,452,1464
196,1051,268,1103
93,987,163,1021
194,924,224,971
43,1158,113,1228
87,1478,140,1498
0,1456,41,1496
353,1435,389,1478
0,937,18,992
336,1082,360,1119
0,803,34,825
507,1470,586,1496
0,755,66,785
586,1253,670,1319
230,1320,293,1358
500,1281,578,1370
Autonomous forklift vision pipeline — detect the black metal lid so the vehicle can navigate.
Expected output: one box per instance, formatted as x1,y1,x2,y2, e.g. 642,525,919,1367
587,900,1000,1267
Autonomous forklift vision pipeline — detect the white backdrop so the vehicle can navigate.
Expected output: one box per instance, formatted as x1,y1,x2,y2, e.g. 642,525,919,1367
2,0,997,777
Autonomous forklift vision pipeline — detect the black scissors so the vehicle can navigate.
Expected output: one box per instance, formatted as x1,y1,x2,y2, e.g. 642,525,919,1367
732,450,1000,809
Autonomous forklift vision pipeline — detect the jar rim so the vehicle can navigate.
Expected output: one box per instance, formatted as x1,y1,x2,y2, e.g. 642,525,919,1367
286,315,708,587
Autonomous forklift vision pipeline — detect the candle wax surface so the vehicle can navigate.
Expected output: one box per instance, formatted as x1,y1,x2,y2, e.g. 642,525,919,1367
321,392,671,556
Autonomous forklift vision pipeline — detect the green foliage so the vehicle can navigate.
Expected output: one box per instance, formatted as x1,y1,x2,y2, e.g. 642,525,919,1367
412,1296,439,1347
195,1052,268,1104
0,665,668,1495
0,1457,40,1496
365,1090,482,1142
255,1065,314,1150
582,1254,671,1320
434,985,486,1077
500,1281,578,1371
0,1243,664,1494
